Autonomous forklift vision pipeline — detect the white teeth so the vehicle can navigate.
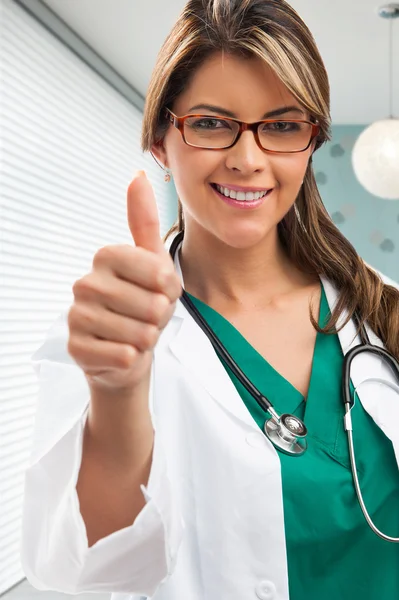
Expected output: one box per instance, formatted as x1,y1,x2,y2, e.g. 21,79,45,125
215,184,269,201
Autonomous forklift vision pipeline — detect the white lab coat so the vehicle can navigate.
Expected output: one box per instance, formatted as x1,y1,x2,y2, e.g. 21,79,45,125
21,242,399,600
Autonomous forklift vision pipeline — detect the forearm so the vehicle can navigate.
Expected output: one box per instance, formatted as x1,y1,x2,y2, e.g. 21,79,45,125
77,376,154,547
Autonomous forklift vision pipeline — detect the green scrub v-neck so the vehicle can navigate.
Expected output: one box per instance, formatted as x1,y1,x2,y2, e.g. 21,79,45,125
187,284,399,599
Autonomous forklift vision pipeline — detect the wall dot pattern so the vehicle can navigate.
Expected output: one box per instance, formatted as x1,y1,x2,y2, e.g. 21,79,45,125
313,125,399,281
315,171,328,185
380,239,395,253
330,143,345,158
331,211,346,225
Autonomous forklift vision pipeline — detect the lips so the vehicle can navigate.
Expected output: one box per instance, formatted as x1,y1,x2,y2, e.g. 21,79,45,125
210,183,272,209
211,183,271,201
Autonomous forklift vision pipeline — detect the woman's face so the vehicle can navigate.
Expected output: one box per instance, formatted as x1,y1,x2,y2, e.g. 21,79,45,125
153,52,315,250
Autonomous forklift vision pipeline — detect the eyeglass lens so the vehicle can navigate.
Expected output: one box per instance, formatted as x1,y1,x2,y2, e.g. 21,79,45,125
184,116,313,151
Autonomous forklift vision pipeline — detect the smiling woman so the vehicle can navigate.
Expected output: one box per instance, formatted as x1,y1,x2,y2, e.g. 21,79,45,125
21,2,399,600
138,0,399,595
143,0,399,360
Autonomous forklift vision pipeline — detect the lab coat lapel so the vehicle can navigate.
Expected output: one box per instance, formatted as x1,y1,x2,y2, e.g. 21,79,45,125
165,237,261,429
168,299,258,428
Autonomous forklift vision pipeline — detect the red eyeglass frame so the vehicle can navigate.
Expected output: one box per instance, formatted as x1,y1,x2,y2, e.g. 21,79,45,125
165,108,320,154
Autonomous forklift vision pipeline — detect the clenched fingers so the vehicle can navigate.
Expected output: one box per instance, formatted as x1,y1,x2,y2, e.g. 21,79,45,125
68,301,175,351
92,245,181,301
73,272,178,327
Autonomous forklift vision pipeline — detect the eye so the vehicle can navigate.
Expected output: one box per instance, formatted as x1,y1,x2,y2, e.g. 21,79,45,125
187,117,232,130
261,121,301,133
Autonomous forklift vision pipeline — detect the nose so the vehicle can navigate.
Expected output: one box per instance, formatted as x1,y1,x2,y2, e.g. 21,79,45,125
225,130,270,175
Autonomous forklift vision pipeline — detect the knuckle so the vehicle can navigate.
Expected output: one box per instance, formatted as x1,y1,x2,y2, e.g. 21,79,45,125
92,244,119,267
92,246,108,267
148,293,169,323
78,305,96,328
139,324,158,350
152,262,167,286
154,256,174,284
162,270,175,288
73,273,110,304
117,345,135,369
72,277,84,297
72,276,95,300
68,304,95,330
67,336,83,360
156,264,181,298
68,305,83,330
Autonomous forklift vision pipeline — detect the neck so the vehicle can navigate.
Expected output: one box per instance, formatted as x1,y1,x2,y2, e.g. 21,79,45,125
179,225,316,311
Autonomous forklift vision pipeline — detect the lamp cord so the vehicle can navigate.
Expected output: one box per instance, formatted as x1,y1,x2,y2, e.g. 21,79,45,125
389,17,393,118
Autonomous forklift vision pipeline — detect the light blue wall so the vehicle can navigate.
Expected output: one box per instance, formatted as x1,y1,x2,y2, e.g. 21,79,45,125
165,180,178,233
164,125,399,281
313,125,399,281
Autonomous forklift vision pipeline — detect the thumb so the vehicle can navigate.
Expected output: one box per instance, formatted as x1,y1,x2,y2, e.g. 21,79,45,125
127,170,164,254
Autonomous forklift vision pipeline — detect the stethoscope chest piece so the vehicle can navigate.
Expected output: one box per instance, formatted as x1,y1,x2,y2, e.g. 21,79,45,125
264,413,308,456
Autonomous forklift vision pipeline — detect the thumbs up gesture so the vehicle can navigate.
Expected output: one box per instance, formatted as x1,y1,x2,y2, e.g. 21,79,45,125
67,171,182,391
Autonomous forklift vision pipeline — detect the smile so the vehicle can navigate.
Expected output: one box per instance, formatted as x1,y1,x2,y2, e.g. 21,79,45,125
213,184,271,201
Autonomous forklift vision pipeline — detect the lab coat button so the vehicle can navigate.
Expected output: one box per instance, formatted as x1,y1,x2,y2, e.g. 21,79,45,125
246,432,267,448
255,580,277,600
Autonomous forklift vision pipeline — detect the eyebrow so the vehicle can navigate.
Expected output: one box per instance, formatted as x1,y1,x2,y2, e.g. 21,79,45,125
187,103,306,119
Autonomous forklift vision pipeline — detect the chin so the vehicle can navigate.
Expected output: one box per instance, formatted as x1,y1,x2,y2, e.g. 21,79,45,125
214,223,275,250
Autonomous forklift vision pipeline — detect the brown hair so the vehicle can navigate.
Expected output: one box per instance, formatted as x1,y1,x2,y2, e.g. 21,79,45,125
141,0,399,359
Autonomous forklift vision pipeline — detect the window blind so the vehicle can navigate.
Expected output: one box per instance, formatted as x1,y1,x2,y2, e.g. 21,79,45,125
0,0,174,593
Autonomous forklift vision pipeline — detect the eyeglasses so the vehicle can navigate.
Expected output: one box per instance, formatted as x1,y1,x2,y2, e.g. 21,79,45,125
165,108,320,154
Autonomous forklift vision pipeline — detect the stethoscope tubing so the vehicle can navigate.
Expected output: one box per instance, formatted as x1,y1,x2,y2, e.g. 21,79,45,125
171,232,274,414
179,290,273,412
345,377,399,542
170,231,399,542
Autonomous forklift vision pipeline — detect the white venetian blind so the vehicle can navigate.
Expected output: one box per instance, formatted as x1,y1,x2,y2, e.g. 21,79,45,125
0,0,174,593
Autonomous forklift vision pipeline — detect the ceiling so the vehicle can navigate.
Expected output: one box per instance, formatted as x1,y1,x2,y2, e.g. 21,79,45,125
42,0,399,124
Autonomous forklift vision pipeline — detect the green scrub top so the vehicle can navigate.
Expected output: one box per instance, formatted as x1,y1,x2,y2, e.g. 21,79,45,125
187,283,399,599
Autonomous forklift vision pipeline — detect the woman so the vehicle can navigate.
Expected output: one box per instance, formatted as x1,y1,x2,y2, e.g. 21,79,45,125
22,1,399,599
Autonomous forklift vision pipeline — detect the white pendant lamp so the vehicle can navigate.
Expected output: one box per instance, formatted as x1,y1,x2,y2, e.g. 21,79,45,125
352,4,399,200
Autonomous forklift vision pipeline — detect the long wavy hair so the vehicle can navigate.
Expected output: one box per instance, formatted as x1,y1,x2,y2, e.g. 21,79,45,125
141,0,399,359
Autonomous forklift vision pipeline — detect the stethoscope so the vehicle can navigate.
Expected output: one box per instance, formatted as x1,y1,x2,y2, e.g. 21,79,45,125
170,231,399,542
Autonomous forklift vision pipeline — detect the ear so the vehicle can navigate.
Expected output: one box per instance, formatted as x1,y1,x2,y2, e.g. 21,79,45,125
151,141,169,169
